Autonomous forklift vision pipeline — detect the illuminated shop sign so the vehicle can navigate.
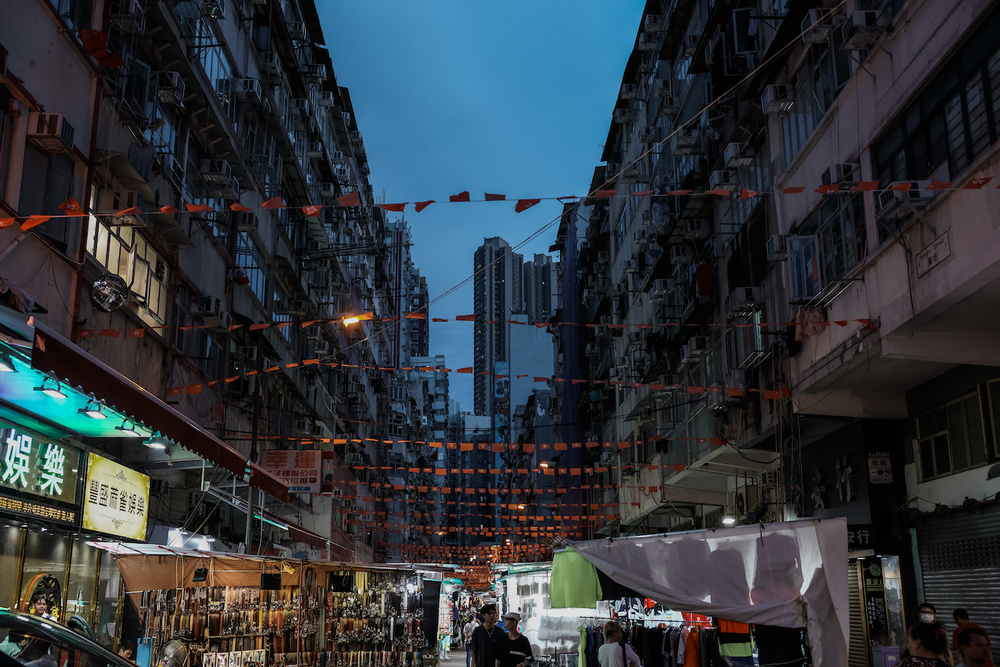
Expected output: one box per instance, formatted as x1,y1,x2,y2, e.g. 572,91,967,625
0,426,80,504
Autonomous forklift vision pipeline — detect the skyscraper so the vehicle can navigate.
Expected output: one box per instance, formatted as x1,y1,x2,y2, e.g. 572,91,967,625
523,254,559,324
473,237,523,415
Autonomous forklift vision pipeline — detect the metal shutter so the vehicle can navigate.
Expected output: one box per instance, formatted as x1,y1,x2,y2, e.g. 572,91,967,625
849,560,871,667
917,504,1000,659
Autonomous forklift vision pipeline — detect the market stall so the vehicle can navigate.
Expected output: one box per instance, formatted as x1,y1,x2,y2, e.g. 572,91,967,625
105,547,424,667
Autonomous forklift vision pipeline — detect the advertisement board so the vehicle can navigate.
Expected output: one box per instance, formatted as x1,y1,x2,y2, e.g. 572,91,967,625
82,452,150,540
263,449,321,493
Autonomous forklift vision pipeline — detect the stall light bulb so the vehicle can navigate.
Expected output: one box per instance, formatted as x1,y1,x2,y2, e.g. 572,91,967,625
722,516,737,526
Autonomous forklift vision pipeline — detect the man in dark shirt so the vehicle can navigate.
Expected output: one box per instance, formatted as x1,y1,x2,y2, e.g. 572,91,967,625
471,604,505,667
499,613,533,667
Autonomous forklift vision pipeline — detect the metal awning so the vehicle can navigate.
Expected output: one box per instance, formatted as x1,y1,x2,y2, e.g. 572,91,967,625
28,318,289,502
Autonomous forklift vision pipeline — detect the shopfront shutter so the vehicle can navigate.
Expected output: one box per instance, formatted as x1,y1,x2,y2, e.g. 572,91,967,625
917,503,1000,656
848,559,870,667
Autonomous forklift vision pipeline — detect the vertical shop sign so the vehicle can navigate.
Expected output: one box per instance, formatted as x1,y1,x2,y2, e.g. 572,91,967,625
82,452,150,540
861,560,890,646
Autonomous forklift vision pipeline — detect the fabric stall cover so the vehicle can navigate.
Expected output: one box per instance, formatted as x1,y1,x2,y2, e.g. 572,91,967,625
564,518,848,666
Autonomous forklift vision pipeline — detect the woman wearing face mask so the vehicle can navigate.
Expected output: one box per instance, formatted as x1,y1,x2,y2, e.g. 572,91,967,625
916,604,954,666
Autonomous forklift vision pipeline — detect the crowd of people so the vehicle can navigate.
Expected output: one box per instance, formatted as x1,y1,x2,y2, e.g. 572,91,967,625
897,604,993,667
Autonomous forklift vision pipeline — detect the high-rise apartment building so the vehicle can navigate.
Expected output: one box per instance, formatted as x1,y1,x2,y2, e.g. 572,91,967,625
523,254,558,324
473,237,523,414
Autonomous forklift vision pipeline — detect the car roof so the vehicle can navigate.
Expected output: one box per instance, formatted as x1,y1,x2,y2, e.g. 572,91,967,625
0,609,135,667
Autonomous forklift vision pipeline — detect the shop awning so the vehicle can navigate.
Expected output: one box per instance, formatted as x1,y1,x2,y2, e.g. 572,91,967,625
28,318,289,502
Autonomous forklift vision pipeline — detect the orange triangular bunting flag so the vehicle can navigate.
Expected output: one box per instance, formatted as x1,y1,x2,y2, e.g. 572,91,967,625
262,196,286,209
449,191,470,202
231,203,253,212
338,192,361,207
116,206,142,217
59,199,86,216
415,200,435,212
303,204,323,217
22,215,50,231
515,199,541,212
380,203,406,212
186,202,213,212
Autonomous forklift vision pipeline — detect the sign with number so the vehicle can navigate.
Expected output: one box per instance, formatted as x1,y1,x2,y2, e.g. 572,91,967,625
82,452,150,540
868,452,893,484
0,426,79,504
263,449,322,493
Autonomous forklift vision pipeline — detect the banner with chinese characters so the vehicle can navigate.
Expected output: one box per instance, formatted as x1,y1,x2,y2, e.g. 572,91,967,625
82,452,149,540
262,449,321,493
0,424,80,505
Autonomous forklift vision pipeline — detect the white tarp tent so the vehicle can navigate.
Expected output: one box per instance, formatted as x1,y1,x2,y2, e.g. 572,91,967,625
568,518,848,666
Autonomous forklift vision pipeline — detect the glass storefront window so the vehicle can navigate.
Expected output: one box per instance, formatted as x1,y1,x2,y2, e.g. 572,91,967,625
66,540,100,625
0,526,23,609
94,546,123,649
20,532,70,618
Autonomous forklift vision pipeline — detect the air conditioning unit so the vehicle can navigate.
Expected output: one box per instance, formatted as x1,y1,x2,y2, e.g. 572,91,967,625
681,218,708,240
111,0,146,33
759,470,778,488
644,14,663,32
842,11,885,50
155,71,185,105
761,84,794,114
654,79,672,98
233,211,257,231
334,166,351,182
27,112,75,153
621,167,641,183
313,340,330,355
191,295,223,324
801,8,836,43
200,159,232,185
320,182,336,197
262,52,281,75
639,126,659,143
638,33,658,51
687,335,710,356
329,151,346,164
585,343,597,357
234,78,262,104
821,163,861,188
201,0,225,19
303,63,327,82
620,84,638,100
709,169,739,192
874,181,935,222
294,418,312,433
208,176,239,200
97,189,147,226
682,34,700,57
672,126,701,155
290,98,309,115
613,107,629,123
318,91,335,107
670,245,694,265
766,234,787,262
307,142,323,158
724,142,755,167
726,287,760,316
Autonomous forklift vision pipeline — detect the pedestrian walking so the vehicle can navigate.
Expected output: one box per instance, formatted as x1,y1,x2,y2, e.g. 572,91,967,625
899,623,950,667
498,613,532,667
953,610,994,667
471,604,505,667
919,603,955,665
597,621,641,667
464,615,480,667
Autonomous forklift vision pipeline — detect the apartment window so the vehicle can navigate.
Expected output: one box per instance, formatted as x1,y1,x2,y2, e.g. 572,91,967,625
55,0,93,30
873,10,1000,187
236,232,267,305
85,214,170,326
272,285,292,342
18,146,75,247
788,195,866,301
915,393,987,481
781,39,850,166
614,205,626,254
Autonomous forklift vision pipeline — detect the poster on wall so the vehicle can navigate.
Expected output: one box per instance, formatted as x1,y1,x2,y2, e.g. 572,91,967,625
82,452,150,540
263,449,321,493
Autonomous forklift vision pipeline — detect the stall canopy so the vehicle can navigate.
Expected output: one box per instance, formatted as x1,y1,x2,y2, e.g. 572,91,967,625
29,318,288,502
562,518,848,666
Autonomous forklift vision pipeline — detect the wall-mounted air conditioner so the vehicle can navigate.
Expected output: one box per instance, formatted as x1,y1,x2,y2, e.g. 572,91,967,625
761,85,794,114
801,8,836,44
670,245,694,265
821,163,861,189
27,112,75,153
684,218,710,240
235,78,262,104
724,142,755,167
766,234,787,262
200,159,232,185
841,11,885,50
156,71,185,105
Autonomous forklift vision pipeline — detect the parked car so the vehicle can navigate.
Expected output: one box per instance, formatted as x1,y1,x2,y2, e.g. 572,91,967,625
0,609,135,667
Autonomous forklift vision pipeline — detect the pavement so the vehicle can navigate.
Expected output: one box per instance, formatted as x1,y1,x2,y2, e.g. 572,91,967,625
437,647,471,667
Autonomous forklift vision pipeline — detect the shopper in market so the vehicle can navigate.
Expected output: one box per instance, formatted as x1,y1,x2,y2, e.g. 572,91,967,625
597,621,641,667
955,627,992,667
464,614,479,667
470,604,505,667
899,622,951,667
952,610,993,667
499,613,532,667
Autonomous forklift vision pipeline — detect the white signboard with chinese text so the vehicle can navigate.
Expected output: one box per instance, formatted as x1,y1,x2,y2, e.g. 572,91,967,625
263,450,321,493
83,452,150,540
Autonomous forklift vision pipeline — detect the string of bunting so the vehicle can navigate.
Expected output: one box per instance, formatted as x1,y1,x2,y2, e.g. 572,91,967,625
1,175,996,230
232,433,732,449
326,477,686,495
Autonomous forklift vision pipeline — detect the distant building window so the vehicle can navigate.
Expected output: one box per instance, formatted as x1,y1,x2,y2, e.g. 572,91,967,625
55,0,93,30
781,37,850,167
85,212,169,326
236,232,267,305
788,194,866,301
873,10,1000,188
916,392,987,481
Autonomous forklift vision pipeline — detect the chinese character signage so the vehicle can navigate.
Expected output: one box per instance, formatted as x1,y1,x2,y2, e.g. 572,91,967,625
82,452,149,540
847,524,874,550
263,450,321,493
0,426,79,504
868,452,893,484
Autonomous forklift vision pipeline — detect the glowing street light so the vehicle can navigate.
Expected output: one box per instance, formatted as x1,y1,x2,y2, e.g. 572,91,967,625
342,316,360,325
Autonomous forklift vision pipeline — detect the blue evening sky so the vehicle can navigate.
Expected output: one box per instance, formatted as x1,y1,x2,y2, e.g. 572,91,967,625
321,2,645,410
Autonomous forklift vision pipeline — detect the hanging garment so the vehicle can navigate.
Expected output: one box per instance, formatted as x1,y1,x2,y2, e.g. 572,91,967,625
550,551,603,608
578,626,587,667
716,620,754,666
682,627,700,667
